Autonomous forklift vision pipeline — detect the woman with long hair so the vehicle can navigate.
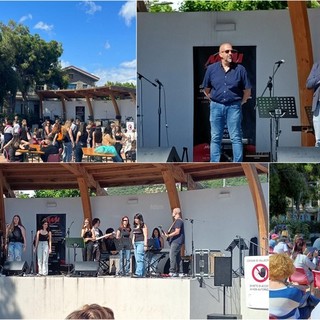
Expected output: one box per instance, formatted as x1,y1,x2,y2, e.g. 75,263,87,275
132,213,148,277
3,133,28,162
75,122,88,162
5,215,27,261
81,218,95,261
116,216,131,276
34,218,52,276
99,124,122,162
61,120,75,162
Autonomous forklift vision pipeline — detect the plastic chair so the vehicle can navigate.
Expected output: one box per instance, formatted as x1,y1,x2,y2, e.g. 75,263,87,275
289,267,310,286
312,269,320,288
47,148,62,162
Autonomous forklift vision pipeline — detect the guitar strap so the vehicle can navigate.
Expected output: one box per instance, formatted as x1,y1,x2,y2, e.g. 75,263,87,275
168,220,176,233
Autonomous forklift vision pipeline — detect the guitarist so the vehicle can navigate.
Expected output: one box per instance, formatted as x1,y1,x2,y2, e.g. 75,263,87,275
162,208,185,277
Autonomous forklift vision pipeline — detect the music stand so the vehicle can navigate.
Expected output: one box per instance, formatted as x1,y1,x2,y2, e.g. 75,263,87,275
226,238,248,277
256,96,297,162
66,238,84,263
114,238,132,275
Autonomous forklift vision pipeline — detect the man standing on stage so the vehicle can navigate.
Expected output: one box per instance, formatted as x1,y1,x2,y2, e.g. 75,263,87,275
202,42,251,162
306,61,320,147
163,208,185,277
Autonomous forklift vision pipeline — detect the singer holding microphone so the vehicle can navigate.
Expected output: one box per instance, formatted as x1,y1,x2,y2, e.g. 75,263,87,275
162,208,185,277
306,60,320,147
202,42,251,162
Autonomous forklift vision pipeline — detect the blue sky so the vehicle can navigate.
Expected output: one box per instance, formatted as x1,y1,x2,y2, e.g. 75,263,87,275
0,1,136,85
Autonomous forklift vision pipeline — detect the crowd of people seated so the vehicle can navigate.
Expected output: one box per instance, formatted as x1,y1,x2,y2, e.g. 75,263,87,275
0,116,136,163
269,225,320,319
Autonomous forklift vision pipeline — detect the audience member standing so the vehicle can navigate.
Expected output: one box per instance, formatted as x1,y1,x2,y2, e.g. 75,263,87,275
75,122,88,162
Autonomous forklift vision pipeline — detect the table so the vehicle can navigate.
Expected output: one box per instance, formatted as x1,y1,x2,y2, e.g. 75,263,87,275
17,144,45,162
81,147,114,162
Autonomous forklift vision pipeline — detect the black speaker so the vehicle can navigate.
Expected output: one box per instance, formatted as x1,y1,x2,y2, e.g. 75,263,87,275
137,147,181,162
214,257,232,287
249,237,258,256
73,261,99,277
277,147,320,163
3,261,29,276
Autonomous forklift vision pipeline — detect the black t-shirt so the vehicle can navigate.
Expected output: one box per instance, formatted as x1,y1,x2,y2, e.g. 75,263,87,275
8,226,24,243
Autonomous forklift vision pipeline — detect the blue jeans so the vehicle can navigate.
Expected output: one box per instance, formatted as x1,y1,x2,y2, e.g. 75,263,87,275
7,242,23,261
119,249,131,275
37,241,49,275
210,101,243,162
169,242,182,274
134,241,145,276
63,141,73,162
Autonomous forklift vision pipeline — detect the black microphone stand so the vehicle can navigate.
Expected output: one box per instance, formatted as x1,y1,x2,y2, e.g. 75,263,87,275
260,62,284,162
185,218,195,278
66,221,73,275
137,72,157,148
157,81,162,147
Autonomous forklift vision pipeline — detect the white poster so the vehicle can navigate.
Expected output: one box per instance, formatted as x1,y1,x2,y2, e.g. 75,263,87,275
244,255,269,309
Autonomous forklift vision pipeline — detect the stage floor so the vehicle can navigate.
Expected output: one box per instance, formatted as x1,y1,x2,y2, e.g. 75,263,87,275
0,274,267,319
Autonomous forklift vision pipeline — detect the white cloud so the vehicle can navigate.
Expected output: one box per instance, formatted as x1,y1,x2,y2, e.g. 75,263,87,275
19,14,32,23
60,59,71,68
81,0,102,15
94,59,136,86
34,21,54,33
119,1,136,27
104,41,111,50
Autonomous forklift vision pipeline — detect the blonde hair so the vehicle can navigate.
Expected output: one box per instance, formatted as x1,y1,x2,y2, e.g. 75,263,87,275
269,253,295,281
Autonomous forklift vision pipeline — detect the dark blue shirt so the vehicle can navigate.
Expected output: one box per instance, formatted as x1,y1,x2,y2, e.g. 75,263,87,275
170,219,185,245
202,62,251,104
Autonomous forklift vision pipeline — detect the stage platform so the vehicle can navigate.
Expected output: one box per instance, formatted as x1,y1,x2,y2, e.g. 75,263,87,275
0,275,267,319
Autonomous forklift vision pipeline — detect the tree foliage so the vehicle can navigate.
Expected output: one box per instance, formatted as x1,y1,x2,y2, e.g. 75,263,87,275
0,20,67,111
270,164,320,218
105,81,136,88
147,0,320,12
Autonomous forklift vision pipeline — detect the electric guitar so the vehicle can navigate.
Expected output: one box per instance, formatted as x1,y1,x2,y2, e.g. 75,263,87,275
95,231,116,242
158,225,172,243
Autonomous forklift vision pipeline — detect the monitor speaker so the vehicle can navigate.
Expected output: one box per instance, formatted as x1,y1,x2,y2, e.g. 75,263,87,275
214,257,232,287
73,261,99,277
3,261,29,276
137,147,181,162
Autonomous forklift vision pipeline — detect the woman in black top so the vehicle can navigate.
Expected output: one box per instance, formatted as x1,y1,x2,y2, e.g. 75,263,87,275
5,214,27,261
132,213,148,277
116,216,131,276
34,218,52,276
81,218,95,261
75,122,88,162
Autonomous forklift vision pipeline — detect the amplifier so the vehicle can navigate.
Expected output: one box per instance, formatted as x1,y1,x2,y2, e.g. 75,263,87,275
195,249,209,277
209,251,224,276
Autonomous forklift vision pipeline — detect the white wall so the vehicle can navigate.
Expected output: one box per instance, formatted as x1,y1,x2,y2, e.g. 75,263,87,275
4,183,268,269
137,9,320,158
43,99,135,123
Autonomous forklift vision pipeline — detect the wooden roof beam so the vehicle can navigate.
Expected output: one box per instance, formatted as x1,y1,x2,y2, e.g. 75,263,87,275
62,164,107,196
161,167,181,211
77,177,93,223
288,1,314,146
242,163,268,255
85,96,94,121
110,94,121,117
0,170,15,198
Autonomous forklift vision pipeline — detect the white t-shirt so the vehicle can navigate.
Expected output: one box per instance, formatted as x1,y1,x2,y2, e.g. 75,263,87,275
273,241,289,254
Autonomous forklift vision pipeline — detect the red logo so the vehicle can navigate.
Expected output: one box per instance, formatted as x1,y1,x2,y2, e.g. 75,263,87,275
205,52,244,69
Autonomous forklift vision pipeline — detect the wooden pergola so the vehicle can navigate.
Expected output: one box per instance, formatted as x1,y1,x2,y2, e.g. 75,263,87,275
36,85,136,121
0,163,268,254
137,1,315,146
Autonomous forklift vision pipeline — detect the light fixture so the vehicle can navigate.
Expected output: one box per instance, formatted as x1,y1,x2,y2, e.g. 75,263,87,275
127,198,138,205
218,190,231,198
46,200,57,208
215,23,236,32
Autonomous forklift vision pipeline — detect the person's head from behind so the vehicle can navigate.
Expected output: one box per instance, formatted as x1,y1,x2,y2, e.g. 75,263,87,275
66,304,114,319
269,253,295,281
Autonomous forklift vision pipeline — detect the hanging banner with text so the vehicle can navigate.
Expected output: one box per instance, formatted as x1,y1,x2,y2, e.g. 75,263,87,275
244,255,269,309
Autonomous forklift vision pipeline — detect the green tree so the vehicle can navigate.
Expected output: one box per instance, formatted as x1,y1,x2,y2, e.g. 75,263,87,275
105,81,136,88
0,21,67,113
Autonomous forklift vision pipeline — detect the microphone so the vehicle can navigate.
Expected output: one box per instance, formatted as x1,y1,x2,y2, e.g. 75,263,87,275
275,59,285,65
155,78,163,86
185,218,194,222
